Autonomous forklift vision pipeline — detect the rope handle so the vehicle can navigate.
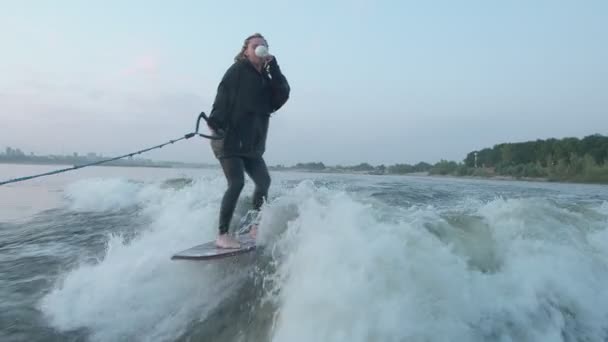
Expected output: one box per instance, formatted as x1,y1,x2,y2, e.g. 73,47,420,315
185,112,225,140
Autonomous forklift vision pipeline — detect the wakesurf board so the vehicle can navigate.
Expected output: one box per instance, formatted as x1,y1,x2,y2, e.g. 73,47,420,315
171,234,257,261
172,210,260,261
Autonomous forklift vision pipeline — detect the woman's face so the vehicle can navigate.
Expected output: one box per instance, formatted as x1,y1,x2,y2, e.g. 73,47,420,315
245,37,268,65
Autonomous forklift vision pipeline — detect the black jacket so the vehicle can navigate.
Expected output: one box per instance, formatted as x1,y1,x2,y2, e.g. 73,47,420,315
208,57,290,159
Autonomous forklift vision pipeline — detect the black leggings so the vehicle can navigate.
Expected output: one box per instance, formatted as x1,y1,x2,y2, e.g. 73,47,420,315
218,157,271,234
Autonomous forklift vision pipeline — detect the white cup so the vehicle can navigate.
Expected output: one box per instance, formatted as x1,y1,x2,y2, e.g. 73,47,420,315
255,45,270,58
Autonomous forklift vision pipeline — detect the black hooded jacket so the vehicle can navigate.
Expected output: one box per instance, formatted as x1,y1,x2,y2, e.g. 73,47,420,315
208,57,290,159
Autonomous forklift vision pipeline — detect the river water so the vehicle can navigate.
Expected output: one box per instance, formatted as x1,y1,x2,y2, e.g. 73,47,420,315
1,163,608,342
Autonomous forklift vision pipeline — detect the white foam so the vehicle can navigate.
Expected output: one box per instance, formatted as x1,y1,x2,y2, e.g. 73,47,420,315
63,178,150,212
39,175,608,342
40,175,250,342
265,186,608,342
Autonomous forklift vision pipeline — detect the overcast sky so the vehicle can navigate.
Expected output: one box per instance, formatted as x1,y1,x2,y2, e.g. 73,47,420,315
1,0,606,166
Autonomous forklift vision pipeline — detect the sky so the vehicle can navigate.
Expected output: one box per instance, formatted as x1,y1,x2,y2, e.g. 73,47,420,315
1,0,607,166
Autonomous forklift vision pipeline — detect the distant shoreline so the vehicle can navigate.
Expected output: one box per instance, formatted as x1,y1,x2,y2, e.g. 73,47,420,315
2,160,606,186
276,168,547,181
3,133,607,184
424,173,550,183
269,168,608,185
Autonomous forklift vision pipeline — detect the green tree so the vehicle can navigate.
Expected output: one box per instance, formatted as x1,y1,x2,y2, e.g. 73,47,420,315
500,144,513,165
430,160,459,175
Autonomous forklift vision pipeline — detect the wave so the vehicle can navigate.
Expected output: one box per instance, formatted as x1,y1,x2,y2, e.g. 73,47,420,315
39,176,608,342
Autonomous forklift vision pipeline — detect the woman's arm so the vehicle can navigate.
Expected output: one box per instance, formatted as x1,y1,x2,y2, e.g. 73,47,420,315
208,63,240,131
267,58,291,112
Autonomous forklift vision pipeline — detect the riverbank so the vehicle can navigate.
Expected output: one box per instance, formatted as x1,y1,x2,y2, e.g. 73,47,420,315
3,160,606,186
271,168,608,185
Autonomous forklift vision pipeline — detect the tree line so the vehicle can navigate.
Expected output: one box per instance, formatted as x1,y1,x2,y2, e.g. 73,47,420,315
272,134,608,183
5,134,607,183
431,134,608,183
463,134,608,169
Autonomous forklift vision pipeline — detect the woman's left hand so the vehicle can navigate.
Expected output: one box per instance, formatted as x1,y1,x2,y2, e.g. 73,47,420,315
264,54,275,65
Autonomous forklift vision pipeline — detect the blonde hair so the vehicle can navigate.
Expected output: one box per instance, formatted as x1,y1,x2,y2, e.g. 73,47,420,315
234,33,268,62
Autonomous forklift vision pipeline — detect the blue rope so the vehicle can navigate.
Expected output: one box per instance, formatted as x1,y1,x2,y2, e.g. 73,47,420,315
0,112,222,186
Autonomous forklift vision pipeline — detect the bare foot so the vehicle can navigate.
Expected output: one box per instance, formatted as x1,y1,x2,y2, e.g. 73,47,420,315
215,234,241,249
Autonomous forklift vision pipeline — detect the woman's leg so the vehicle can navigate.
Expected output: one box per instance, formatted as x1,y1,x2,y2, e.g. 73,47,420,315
243,157,271,211
216,158,245,248
241,157,270,239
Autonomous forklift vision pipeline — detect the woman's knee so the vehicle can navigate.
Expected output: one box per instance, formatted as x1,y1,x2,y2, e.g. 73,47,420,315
259,173,271,191
227,175,245,193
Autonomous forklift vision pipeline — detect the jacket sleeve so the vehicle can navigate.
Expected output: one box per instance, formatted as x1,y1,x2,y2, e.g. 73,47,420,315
267,58,291,112
208,63,240,129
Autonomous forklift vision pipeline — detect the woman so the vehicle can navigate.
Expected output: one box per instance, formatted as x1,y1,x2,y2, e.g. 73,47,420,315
206,33,291,248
